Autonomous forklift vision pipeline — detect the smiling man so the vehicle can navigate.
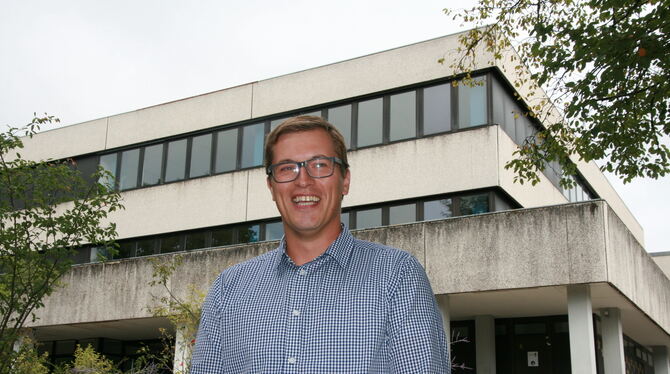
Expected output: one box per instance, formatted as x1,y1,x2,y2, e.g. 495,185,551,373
191,116,450,373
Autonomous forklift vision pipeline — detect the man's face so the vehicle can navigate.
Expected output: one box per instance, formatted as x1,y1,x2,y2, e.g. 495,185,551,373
267,129,350,240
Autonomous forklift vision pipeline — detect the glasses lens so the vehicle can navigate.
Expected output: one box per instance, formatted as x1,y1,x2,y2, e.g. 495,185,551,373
273,162,299,182
306,157,334,178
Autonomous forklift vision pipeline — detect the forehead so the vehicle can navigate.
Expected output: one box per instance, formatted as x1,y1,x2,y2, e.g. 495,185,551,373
272,129,336,162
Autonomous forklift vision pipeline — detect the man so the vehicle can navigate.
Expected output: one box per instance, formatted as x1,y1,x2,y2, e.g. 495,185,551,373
191,116,450,373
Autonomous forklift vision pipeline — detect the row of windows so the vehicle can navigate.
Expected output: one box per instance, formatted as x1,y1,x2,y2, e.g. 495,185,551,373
73,190,513,264
91,74,492,192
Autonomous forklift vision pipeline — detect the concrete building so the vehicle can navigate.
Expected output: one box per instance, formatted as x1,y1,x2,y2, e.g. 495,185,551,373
19,31,670,373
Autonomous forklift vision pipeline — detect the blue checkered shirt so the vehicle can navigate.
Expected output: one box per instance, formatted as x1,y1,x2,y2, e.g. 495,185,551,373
191,228,450,373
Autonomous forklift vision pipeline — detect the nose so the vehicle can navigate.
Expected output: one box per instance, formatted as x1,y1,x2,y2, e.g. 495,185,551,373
294,164,313,187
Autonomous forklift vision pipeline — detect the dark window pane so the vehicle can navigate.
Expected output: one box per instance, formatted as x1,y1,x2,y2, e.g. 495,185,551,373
116,242,136,259
357,98,383,147
390,91,416,141
265,221,284,240
212,228,234,247
142,144,163,186
458,76,487,128
389,203,416,225
460,194,489,215
190,134,212,178
241,123,265,168
99,153,117,188
119,149,140,190
341,211,350,228
215,128,238,173
328,105,352,148
55,340,76,355
185,231,207,250
423,83,451,135
238,224,260,243
75,156,98,186
160,234,183,254
491,76,506,127
165,139,187,182
271,118,289,131
135,238,156,256
424,199,453,220
356,208,382,229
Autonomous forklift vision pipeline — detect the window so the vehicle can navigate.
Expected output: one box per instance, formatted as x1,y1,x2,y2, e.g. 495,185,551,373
211,227,234,247
185,231,208,250
357,98,383,147
271,118,289,131
423,83,451,135
265,221,284,240
328,105,352,148
241,123,265,168
159,234,183,253
356,208,382,229
389,203,416,225
165,139,187,182
390,91,416,141
460,194,489,215
458,77,487,128
142,144,163,186
424,199,453,220
119,149,140,190
116,242,135,259
215,128,238,173
238,224,260,243
135,238,155,257
190,134,212,178
98,153,117,188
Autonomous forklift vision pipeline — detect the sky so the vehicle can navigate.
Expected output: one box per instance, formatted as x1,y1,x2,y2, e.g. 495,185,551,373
1,1,667,253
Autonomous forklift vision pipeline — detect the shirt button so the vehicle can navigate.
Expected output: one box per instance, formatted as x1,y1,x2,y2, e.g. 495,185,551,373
288,357,297,364
298,269,307,276
292,309,301,316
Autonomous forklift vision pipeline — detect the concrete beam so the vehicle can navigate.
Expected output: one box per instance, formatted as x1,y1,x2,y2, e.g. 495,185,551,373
600,308,625,374
653,346,670,374
475,315,496,374
568,285,597,374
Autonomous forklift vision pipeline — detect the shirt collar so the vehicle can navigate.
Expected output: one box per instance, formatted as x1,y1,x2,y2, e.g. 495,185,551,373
274,224,355,271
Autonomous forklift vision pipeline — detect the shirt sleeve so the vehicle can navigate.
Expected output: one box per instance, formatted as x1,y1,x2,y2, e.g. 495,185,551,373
387,254,451,373
190,274,224,374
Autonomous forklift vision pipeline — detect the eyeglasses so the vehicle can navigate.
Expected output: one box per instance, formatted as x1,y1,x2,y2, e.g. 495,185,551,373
266,156,348,183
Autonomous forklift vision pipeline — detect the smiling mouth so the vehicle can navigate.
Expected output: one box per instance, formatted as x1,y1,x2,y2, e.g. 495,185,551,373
293,195,320,206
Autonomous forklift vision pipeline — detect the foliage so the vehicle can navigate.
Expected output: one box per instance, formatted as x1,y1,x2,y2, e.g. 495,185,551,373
12,339,50,374
55,345,120,374
143,255,204,374
446,0,670,185
0,114,123,373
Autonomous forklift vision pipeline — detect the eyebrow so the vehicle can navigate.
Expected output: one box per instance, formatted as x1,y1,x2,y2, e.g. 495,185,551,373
275,154,329,164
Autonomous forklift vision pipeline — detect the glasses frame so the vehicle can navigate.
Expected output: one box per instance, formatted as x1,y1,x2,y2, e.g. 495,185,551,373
266,156,348,183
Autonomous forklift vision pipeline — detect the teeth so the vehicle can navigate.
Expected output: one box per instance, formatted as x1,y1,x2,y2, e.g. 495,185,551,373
293,196,320,203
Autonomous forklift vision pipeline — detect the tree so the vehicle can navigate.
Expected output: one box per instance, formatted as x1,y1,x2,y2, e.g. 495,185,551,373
446,0,670,185
0,114,122,373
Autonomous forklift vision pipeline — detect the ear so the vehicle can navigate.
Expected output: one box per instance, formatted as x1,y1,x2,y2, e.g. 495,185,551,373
267,177,276,201
341,169,351,196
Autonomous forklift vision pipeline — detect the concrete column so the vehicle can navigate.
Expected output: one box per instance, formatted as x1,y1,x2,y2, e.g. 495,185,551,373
435,294,451,349
173,325,192,374
652,346,670,374
567,284,597,374
600,308,625,374
475,315,496,374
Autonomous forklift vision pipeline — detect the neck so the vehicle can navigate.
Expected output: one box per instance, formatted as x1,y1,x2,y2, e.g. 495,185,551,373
284,224,342,266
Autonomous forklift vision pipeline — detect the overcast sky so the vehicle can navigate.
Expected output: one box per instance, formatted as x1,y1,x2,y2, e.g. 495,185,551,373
1,1,667,252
